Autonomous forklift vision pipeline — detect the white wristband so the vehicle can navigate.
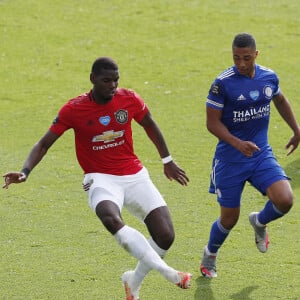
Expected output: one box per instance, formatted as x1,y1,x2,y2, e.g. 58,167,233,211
162,155,173,164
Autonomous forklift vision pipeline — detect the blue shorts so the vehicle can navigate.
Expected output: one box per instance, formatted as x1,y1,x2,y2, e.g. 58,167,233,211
209,149,289,208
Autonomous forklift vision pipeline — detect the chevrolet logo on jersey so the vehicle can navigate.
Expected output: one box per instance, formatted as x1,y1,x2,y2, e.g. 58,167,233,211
92,130,125,143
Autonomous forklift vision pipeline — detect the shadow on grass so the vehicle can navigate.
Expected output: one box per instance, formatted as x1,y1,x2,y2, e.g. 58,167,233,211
194,276,259,300
194,276,215,300
285,157,300,189
229,285,259,300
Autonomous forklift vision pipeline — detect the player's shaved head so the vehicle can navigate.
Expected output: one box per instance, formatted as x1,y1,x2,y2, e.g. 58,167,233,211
232,33,256,50
91,57,118,76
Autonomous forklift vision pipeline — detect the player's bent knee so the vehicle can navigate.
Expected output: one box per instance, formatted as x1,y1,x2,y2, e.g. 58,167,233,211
275,194,293,214
152,230,175,250
283,195,293,213
100,215,124,234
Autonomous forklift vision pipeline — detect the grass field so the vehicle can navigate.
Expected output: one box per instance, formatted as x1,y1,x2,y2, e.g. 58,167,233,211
1,0,300,299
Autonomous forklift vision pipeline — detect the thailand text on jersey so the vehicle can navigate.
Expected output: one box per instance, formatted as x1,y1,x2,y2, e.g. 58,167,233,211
50,89,149,175
206,64,280,162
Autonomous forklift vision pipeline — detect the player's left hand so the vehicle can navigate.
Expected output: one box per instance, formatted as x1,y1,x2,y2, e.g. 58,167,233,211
2,172,27,189
163,161,189,186
285,134,300,155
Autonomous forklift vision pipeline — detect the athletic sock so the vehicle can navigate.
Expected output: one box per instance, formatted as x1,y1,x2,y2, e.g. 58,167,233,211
114,226,179,284
131,237,167,289
207,219,230,254
257,200,284,225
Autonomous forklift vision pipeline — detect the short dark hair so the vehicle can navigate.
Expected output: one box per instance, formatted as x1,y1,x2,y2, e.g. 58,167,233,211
91,57,118,75
232,33,256,50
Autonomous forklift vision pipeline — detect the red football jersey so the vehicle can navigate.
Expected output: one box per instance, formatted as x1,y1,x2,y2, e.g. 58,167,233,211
50,88,149,175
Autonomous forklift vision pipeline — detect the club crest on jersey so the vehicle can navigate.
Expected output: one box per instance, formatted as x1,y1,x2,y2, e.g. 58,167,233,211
92,130,125,143
115,109,128,124
249,90,259,101
263,85,273,99
99,116,111,126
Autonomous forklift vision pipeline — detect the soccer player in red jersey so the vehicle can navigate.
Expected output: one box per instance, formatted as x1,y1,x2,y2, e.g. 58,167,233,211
3,57,192,299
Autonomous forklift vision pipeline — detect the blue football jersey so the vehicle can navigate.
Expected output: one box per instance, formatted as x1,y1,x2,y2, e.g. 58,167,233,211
206,64,280,162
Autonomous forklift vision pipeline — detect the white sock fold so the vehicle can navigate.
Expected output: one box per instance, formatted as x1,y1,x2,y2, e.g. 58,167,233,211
114,226,178,284
149,237,168,258
132,237,168,288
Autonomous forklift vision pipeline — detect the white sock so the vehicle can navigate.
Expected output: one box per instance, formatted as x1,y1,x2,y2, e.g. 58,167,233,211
114,226,179,284
149,237,168,258
131,237,168,289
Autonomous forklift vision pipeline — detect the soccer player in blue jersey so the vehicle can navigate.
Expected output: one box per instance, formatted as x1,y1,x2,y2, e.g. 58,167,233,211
200,32,300,278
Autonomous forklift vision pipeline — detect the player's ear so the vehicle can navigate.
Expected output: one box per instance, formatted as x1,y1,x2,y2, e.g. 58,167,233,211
90,73,95,84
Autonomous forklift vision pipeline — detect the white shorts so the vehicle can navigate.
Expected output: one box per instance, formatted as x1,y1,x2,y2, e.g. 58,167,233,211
83,167,166,221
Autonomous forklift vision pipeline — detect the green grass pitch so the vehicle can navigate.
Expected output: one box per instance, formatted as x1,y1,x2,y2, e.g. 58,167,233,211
1,0,300,299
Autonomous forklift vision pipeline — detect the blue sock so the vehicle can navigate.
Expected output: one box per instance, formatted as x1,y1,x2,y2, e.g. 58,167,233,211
257,200,284,225
207,219,230,254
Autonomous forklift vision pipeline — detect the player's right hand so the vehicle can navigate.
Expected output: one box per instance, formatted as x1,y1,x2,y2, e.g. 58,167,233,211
237,141,260,157
2,172,27,189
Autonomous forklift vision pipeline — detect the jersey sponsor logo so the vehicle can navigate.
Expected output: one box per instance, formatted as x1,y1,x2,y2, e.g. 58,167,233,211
92,139,125,150
263,85,273,99
115,109,128,124
233,104,270,123
92,130,125,143
249,90,259,101
99,116,111,126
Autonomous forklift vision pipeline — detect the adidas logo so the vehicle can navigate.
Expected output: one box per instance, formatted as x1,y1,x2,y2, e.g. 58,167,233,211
237,94,246,101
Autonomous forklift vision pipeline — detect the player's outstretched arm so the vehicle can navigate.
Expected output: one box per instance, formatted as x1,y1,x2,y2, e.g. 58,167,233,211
3,130,60,189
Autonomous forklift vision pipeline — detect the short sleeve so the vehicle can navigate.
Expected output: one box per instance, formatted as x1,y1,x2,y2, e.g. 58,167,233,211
131,91,149,122
49,103,73,136
206,79,225,110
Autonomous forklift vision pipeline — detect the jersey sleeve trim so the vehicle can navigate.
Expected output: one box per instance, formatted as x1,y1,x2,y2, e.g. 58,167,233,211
273,86,280,96
206,98,224,109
